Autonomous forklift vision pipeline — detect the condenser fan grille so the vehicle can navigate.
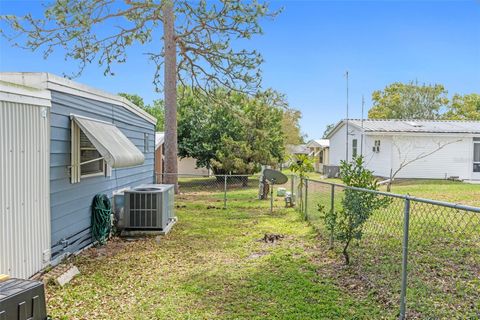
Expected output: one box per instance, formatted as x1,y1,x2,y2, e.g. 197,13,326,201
128,192,158,227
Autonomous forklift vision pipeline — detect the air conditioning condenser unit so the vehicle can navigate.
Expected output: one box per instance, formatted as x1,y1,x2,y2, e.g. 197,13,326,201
123,184,176,234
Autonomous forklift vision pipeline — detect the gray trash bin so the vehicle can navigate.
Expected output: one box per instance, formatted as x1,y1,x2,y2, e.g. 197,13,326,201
0,278,47,320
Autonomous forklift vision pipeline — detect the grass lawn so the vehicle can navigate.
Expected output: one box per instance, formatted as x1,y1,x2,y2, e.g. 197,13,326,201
378,179,480,206
304,178,480,319
295,168,480,206
46,186,388,319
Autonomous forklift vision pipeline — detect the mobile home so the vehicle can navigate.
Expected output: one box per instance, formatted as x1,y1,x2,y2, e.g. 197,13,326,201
0,73,156,278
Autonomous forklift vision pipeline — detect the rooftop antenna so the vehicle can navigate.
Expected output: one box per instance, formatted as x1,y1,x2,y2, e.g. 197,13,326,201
345,71,349,161
361,95,365,156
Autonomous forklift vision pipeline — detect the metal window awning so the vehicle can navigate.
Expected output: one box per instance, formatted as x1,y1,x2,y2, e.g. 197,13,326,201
71,114,144,168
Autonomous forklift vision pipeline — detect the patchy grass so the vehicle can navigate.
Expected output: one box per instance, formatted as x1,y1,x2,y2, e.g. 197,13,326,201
305,179,480,319
46,186,387,319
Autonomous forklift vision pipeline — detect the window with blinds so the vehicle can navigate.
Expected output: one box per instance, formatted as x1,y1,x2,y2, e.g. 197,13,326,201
80,130,105,176
71,119,108,183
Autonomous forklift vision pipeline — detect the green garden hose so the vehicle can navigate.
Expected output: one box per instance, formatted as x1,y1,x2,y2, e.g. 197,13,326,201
92,194,112,245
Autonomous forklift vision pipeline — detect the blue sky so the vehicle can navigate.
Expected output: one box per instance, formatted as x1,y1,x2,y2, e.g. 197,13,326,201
1,1,479,139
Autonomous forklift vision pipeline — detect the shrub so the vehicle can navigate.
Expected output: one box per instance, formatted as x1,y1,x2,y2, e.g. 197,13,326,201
324,156,390,265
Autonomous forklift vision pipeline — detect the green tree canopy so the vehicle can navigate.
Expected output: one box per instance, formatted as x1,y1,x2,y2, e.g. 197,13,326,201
118,93,146,109
368,81,449,120
177,88,285,174
323,123,335,138
1,0,279,187
281,108,304,147
118,93,165,131
443,93,480,120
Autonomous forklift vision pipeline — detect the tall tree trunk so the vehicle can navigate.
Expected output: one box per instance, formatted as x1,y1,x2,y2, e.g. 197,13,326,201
163,0,178,192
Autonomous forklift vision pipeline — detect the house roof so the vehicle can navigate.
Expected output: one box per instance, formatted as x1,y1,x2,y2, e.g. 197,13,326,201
155,132,165,149
306,139,329,148
0,80,52,107
0,72,157,124
286,144,310,155
327,119,480,138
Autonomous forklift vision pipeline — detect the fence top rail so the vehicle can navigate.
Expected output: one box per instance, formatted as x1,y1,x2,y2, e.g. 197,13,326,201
306,178,480,213
157,172,261,177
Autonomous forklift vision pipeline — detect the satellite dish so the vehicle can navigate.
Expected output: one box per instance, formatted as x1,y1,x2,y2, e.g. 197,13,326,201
262,169,288,213
263,169,288,185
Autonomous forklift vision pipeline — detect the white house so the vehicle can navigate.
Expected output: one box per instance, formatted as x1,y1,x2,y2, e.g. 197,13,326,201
326,119,480,181
306,139,330,173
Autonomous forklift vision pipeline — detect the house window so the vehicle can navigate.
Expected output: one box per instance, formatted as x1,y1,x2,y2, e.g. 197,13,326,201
71,119,106,183
319,150,324,164
352,139,358,158
373,140,381,153
80,131,105,177
144,133,149,153
474,138,480,173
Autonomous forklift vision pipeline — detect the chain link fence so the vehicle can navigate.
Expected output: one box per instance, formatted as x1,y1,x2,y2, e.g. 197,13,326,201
302,178,480,319
154,172,479,317
155,173,297,210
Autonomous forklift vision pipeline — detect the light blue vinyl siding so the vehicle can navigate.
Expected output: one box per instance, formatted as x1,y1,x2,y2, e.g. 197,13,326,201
49,91,155,260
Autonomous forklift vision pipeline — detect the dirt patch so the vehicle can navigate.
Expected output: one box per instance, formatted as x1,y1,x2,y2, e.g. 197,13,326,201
309,235,398,314
261,233,284,243
82,237,129,260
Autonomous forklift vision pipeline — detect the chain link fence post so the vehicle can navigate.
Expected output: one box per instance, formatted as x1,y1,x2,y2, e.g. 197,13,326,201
223,175,227,209
329,184,335,248
298,177,303,213
399,196,411,320
304,179,309,220
290,175,294,198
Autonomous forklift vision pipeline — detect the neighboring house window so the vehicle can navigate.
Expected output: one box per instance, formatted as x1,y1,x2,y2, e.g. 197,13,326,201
319,150,324,164
474,138,480,173
352,139,358,158
79,130,105,177
144,133,149,153
373,140,381,153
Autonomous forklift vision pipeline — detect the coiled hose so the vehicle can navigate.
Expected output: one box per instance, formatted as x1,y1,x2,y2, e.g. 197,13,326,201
92,194,112,245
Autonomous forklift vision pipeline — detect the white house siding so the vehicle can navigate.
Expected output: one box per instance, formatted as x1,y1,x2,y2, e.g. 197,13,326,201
328,126,372,166
390,135,472,180
363,134,394,178
328,124,348,165
0,101,51,279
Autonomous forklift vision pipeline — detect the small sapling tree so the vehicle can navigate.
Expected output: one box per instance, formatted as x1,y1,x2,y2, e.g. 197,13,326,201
289,154,314,215
333,156,390,265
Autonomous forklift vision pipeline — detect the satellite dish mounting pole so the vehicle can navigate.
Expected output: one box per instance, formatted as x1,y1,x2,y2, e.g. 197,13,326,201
262,169,288,213
270,178,275,213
